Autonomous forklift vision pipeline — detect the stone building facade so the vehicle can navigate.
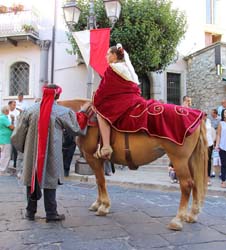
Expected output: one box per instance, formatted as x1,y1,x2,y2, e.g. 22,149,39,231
185,42,226,113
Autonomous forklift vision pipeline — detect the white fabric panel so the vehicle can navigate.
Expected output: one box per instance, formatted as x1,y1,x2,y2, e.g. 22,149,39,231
72,30,90,66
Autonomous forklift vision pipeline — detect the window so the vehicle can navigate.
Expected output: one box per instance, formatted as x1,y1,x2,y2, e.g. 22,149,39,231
205,32,221,46
140,74,150,99
9,61,29,96
206,0,212,24
167,73,181,105
206,0,222,25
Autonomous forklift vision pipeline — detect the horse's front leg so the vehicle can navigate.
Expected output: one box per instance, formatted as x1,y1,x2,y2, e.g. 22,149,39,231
86,157,111,216
168,161,192,231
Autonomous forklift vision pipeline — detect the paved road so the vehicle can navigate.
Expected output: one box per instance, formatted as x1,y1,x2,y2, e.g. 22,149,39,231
1,175,226,250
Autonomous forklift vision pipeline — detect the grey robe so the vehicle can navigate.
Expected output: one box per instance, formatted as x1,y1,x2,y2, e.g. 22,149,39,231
11,102,86,189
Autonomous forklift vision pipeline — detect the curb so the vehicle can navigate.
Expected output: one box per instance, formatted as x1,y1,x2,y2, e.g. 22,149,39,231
65,173,226,198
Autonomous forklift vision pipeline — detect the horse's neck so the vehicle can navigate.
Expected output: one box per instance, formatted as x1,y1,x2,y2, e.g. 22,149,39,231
58,99,91,112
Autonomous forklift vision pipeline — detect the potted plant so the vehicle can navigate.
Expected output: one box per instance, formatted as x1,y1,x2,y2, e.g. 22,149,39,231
22,24,35,33
0,5,7,13
10,4,24,14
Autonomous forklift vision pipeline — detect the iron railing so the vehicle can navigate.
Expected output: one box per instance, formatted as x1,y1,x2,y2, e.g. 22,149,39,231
0,9,39,37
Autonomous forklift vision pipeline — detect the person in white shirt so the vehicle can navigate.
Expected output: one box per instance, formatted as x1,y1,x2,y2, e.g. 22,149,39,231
204,113,215,186
16,92,28,112
210,108,221,130
8,100,20,126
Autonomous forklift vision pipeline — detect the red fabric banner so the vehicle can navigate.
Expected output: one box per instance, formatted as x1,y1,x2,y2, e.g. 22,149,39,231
90,28,110,77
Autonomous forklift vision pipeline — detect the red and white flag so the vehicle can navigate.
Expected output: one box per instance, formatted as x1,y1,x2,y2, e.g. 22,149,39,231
73,28,110,77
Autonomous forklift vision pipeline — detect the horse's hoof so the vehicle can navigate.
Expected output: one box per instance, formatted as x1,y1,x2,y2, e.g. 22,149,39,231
89,206,98,212
168,217,183,231
95,210,107,216
185,214,198,223
95,205,109,216
89,201,100,212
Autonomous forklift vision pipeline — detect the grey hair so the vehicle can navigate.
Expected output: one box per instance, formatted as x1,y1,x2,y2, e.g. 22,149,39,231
1,105,9,113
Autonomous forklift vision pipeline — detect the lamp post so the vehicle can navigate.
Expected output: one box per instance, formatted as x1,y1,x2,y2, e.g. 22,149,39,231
62,0,121,174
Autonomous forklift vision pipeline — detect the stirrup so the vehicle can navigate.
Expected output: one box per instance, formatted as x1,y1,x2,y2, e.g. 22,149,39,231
93,144,101,159
100,146,113,160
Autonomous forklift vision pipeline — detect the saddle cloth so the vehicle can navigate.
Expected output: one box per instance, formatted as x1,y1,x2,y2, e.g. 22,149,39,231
78,103,203,146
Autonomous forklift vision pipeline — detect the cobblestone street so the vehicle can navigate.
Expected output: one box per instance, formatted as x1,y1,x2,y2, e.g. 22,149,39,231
1,176,226,250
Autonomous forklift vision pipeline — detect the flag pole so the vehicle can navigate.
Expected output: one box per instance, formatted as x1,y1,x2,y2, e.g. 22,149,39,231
86,0,95,99
87,65,94,99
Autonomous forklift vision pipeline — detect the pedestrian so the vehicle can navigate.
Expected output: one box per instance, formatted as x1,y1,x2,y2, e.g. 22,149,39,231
215,108,226,188
62,129,76,177
168,163,178,184
204,113,214,186
210,108,221,130
182,95,192,108
211,146,221,178
217,100,226,116
0,106,14,175
8,100,20,168
16,92,28,112
11,84,88,222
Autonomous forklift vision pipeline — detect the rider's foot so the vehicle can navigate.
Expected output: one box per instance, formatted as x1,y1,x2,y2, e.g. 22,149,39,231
93,144,101,159
100,146,113,160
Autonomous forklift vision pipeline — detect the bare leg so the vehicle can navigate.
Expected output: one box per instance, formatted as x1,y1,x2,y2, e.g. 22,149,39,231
94,114,113,159
97,114,111,148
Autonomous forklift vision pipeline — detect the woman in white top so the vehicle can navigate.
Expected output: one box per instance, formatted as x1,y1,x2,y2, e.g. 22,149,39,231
215,109,226,188
93,44,140,159
204,113,215,185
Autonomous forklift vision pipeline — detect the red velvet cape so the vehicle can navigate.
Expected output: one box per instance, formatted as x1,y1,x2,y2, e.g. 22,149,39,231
93,66,203,145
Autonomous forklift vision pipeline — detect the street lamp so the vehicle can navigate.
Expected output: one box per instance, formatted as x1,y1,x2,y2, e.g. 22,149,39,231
103,0,121,28
62,0,121,174
62,2,81,30
63,0,121,30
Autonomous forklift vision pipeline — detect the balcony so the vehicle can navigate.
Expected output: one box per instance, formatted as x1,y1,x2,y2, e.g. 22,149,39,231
0,8,40,46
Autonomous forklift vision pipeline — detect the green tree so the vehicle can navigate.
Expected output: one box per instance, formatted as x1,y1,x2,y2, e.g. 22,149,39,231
67,0,186,76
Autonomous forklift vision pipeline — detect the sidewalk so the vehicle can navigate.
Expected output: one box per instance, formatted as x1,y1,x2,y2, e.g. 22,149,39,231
67,156,226,197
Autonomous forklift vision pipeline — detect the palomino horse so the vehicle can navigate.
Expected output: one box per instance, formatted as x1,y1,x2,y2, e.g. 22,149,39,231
58,99,208,231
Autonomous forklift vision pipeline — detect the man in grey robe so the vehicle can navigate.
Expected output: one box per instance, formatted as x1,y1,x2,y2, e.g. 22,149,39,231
11,84,87,222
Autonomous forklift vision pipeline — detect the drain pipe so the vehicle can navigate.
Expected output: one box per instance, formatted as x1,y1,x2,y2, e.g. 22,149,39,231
50,0,57,83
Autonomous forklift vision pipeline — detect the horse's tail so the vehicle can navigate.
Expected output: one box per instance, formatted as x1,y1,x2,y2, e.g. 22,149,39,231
190,119,208,207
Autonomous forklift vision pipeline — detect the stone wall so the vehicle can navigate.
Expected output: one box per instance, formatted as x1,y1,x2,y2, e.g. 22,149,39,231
186,43,226,114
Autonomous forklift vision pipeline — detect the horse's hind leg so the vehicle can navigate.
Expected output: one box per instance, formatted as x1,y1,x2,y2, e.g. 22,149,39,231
168,159,193,231
186,155,205,223
185,186,199,223
87,159,111,216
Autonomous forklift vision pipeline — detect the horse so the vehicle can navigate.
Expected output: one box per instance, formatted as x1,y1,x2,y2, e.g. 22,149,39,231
58,99,208,231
